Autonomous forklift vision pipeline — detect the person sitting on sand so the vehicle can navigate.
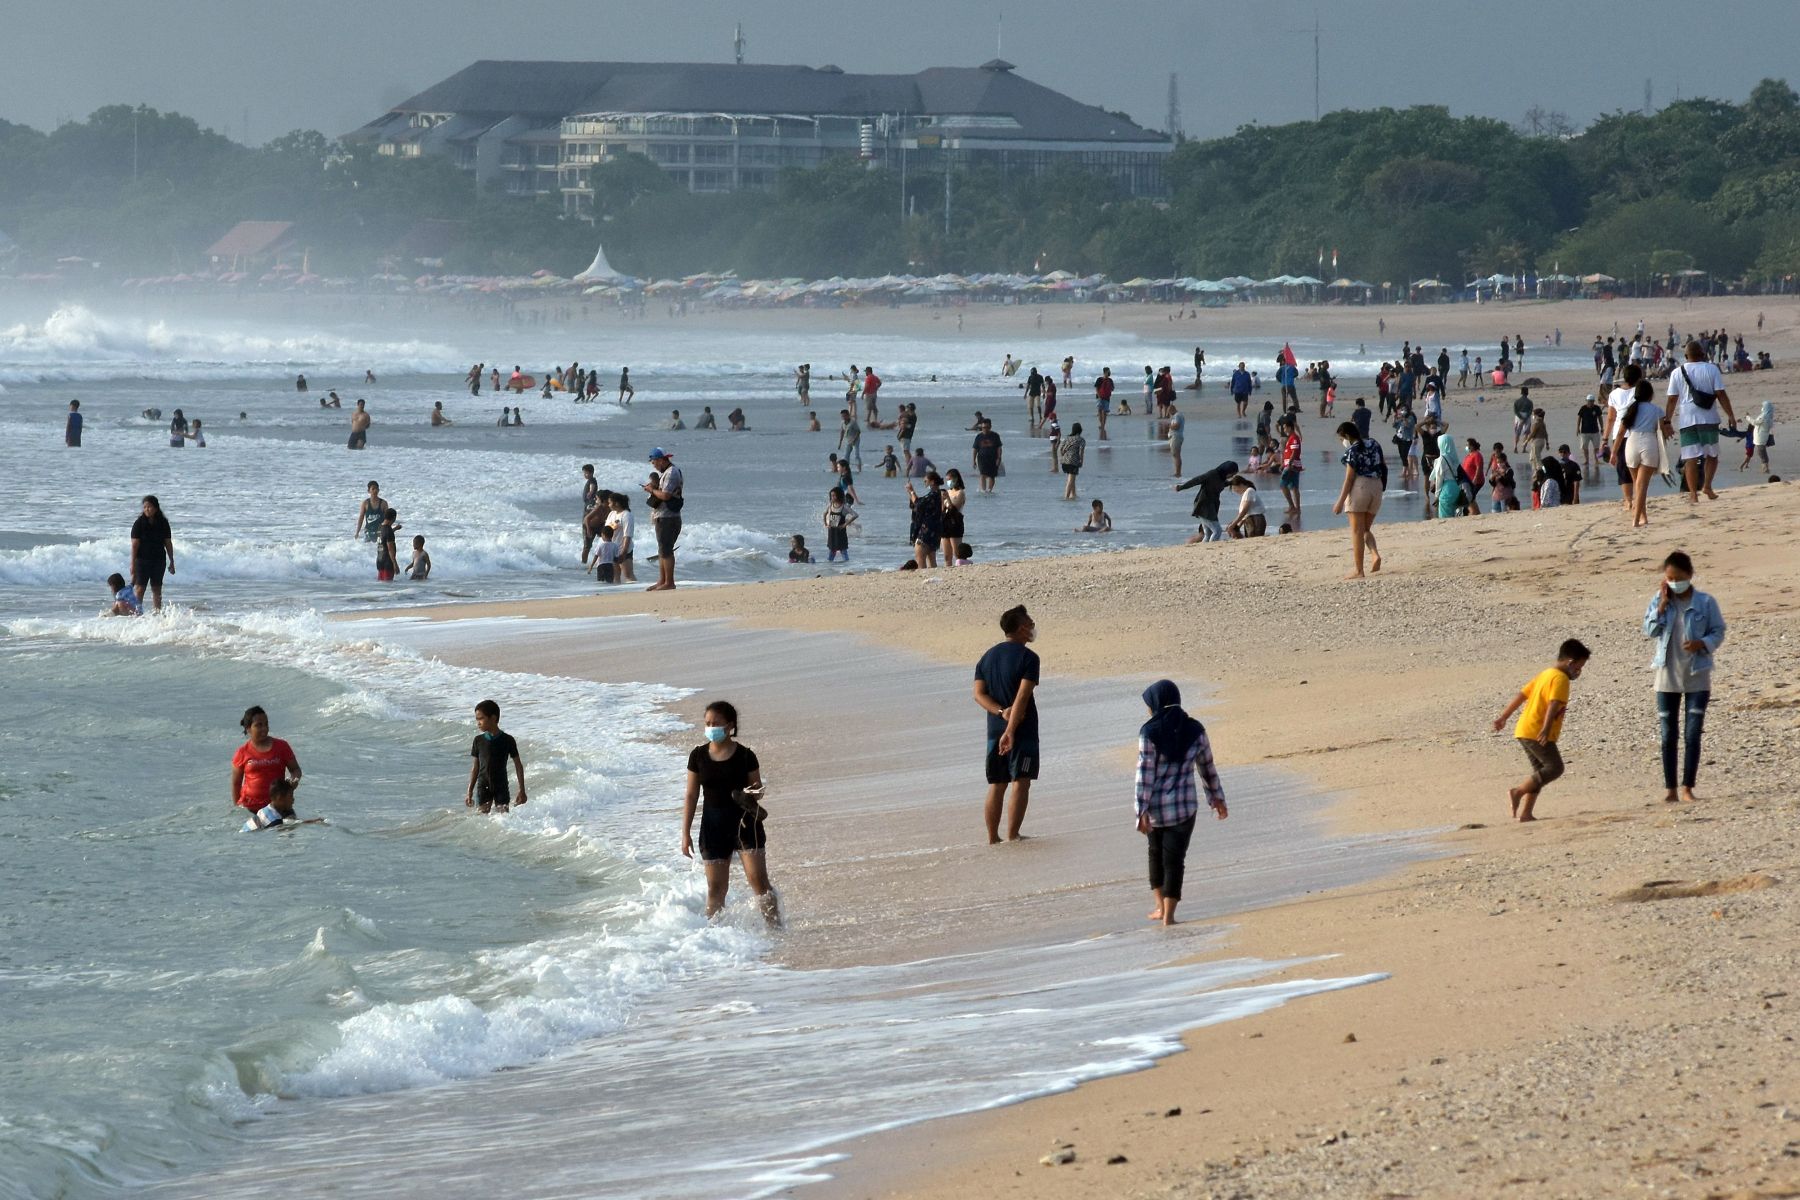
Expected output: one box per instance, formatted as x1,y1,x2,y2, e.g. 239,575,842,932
1134,679,1227,926
696,406,717,430
727,408,748,431
665,409,686,431
1076,499,1112,533
807,411,822,432
1492,639,1590,822
431,401,452,426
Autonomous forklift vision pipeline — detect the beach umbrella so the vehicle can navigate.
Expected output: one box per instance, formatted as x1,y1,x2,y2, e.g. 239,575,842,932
1290,274,1324,286
1580,273,1617,284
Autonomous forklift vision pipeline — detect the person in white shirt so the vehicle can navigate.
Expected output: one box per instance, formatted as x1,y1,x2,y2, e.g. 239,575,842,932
1611,378,1673,528
606,493,638,584
1665,341,1737,502
1226,475,1267,538
1603,363,1647,508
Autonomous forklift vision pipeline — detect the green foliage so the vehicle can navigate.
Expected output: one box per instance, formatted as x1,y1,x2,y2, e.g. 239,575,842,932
4,83,1800,283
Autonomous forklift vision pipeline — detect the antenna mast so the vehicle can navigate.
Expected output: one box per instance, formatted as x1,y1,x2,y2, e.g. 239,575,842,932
1166,73,1182,139
733,21,746,65
1311,15,1321,121
1287,15,1323,120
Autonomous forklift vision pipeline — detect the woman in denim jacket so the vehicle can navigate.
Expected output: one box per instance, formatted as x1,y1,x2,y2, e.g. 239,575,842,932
1643,550,1726,803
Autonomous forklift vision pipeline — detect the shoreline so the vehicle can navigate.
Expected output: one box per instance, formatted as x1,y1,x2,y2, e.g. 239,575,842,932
352,480,1800,1197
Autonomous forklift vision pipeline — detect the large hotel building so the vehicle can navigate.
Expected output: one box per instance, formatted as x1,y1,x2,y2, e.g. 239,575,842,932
349,59,1172,213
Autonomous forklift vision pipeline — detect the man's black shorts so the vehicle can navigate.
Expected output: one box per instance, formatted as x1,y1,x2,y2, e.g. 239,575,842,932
654,515,681,557
985,737,1040,785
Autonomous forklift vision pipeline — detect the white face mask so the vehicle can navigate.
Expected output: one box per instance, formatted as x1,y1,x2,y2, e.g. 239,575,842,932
1667,579,1692,594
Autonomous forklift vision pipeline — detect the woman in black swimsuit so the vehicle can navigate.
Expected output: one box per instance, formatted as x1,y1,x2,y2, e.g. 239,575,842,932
680,700,779,924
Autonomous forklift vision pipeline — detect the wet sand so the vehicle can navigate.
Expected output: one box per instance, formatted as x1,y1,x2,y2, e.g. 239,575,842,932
362,473,1800,1199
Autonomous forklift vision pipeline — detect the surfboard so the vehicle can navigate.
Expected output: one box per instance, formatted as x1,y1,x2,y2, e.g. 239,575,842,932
506,375,537,392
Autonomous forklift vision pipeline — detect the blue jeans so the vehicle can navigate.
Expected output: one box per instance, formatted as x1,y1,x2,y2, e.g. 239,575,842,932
1656,690,1710,789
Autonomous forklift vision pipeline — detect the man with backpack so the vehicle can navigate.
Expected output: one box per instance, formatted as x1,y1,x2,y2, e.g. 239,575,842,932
1666,341,1737,502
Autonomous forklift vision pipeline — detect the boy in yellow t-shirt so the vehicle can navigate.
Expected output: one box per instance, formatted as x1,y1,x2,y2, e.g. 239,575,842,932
1491,639,1591,822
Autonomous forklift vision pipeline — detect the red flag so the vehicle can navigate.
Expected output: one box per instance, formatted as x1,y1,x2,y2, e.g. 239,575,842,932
1280,342,1297,367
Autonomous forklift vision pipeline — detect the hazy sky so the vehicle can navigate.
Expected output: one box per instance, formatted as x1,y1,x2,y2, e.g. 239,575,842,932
7,0,1799,144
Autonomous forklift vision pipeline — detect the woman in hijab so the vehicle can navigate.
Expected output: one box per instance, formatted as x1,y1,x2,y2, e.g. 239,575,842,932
1430,432,1463,518
1133,680,1227,926
1175,459,1239,543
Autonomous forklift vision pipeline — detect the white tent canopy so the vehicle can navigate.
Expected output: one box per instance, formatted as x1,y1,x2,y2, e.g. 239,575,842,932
573,242,634,284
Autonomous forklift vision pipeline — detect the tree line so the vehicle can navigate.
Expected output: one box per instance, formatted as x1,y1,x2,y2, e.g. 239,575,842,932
4,79,1799,285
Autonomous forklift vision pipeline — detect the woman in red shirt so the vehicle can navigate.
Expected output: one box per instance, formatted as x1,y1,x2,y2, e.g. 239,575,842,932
230,706,302,812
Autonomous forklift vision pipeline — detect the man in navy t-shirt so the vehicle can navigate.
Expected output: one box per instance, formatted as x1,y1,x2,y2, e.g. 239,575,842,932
973,604,1040,844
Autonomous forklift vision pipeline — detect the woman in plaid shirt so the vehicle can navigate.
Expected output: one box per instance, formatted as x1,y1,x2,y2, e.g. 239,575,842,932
1134,680,1228,926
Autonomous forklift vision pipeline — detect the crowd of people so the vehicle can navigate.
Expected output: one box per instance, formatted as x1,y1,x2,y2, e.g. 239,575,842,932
67,318,1759,932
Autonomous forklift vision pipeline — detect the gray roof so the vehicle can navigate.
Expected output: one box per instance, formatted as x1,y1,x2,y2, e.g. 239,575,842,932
362,60,1165,144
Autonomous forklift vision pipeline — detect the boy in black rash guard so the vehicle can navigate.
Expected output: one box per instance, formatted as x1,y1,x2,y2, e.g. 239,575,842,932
466,699,527,814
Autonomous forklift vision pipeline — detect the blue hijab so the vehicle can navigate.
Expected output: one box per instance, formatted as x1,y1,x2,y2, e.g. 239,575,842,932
1140,680,1204,760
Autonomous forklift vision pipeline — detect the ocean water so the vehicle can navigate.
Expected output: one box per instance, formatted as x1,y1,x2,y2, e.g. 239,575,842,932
0,301,1467,1198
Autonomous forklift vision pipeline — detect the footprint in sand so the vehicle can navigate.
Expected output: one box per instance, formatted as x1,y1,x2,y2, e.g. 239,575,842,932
1614,874,1778,903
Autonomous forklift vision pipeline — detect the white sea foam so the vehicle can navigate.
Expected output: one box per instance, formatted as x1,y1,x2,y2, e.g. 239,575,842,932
0,305,465,383
2,606,774,1116
0,422,779,592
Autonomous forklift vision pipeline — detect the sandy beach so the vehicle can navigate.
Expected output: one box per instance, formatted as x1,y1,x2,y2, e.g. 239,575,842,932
368,431,1800,1198
9,268,1798,1198
341,293,1800,1198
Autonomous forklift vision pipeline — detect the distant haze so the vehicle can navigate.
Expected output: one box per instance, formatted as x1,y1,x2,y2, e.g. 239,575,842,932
8,0,1798,143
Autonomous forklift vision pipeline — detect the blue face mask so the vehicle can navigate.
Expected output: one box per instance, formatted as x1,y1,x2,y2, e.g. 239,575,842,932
704,726,729,743
1668,579,1692,594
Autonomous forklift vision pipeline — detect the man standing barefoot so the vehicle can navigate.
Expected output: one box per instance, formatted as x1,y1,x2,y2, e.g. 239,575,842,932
973,605,1040,844
643,448,683,591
